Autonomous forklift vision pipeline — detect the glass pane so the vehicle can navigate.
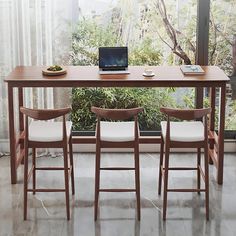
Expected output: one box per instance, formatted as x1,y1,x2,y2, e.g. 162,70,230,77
209,0,236,130
71,0,197,131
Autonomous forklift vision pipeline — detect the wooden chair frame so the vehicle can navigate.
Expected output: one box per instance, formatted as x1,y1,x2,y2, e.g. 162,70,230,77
20,107,75,220
91,106,144,221
158,107,211,220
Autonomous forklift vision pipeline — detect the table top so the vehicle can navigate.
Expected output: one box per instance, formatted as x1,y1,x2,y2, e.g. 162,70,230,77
5,66,230,88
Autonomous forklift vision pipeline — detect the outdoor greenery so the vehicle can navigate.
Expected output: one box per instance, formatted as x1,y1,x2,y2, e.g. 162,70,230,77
70,0,236,131
209,0,236,130
71,16,172,131
72,87,176,131
209,0,236,75
71,19,162,67
70,18,176,131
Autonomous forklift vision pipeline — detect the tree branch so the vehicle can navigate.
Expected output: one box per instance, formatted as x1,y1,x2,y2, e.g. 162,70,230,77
233,34,236,76
209,11,217,65
155,28,173,50
154,0,192,64
175,30,196,53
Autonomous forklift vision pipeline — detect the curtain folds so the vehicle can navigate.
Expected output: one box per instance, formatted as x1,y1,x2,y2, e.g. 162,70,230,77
0,0,74,152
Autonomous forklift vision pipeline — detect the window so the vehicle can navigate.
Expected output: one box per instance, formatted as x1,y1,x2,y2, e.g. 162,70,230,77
71,0,197,132
209,0,236,131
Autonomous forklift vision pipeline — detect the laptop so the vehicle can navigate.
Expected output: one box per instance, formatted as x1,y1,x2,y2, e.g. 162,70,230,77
99,47,130,74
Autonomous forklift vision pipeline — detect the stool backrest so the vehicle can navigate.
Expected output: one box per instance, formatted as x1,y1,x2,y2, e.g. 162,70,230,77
20,107,71,143
160,107,211,143
160,107,211,120
91,106,144,142
91,107,143,120
20,107,71,120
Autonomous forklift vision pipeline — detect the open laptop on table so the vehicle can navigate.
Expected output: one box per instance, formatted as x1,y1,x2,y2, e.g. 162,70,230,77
99,47,130,75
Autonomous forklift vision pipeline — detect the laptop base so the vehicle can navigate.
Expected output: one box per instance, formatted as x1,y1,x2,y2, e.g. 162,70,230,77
99,70,130,75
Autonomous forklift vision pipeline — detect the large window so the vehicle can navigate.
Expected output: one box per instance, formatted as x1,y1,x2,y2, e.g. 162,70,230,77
0,0,234,137
209,0,236,130
71,0,197,132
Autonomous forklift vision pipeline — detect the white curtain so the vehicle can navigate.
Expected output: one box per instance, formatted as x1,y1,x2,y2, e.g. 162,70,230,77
0,0,77,152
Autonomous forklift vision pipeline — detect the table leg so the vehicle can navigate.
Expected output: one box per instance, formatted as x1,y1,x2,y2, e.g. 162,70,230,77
209,87,216,164
195,87,204,109
18,88,24,164
8,85,17,184
217,84,226,185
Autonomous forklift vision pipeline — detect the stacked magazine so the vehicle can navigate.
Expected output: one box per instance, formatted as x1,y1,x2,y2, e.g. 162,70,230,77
180,65,205,75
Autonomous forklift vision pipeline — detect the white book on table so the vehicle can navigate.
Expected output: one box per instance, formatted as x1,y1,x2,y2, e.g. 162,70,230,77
180,65,205,75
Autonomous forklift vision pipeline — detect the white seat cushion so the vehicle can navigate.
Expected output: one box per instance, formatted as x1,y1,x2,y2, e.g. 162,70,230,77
29,121,72,142
161,121,204,142
100,121,135,142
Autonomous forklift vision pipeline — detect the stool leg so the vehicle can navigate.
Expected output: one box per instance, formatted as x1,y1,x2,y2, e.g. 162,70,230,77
158,138,164,195
69,137,75,195
63,146,70,220
94,142,101,221
197,148,201,195
163,143,170,220
23,146,29,220
32,148,36,195
204,144,209,220
134,143,141,221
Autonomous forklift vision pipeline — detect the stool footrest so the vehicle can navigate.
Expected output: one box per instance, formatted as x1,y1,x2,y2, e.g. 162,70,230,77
100,167,135,171
35,167,68,170
164,167,198,170
167,189,206,192
99,188,136,192
28,188,65,192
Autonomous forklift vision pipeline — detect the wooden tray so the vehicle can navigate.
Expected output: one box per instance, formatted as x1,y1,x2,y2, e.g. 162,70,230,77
42,67,67,76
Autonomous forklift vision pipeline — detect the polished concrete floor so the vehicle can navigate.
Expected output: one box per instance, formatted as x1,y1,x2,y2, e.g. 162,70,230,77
0,152,236,236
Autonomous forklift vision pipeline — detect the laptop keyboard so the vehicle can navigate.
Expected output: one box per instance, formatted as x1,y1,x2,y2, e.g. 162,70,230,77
99,70,130,75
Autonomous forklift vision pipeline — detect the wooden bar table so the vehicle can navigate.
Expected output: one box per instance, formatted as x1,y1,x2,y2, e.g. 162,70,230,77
4,66,229,184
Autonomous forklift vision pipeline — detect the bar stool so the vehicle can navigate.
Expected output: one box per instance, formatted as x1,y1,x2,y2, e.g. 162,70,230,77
158,107,211,220
20,107,75,220
91,106,144,220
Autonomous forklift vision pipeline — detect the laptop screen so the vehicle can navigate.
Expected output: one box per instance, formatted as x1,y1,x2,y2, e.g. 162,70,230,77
99,47,128,69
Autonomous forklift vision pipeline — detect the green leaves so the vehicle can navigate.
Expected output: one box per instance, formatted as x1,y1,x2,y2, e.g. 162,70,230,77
71,87,176,131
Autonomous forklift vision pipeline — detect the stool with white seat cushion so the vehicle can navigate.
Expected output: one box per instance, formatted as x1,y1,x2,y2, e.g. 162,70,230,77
91,106,144,221
158,107,211,220
20,107,75,220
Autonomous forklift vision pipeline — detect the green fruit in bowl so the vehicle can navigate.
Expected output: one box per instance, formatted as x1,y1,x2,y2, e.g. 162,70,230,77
47,65,63,71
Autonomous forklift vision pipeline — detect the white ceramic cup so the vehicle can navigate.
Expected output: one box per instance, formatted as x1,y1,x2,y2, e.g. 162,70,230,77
144,69,153,75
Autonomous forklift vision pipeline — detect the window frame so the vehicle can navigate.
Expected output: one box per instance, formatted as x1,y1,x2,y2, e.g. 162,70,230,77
72,0,236,139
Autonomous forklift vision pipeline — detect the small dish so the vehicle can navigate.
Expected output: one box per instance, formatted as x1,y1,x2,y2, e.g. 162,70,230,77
142,72,155,77
42,66,67,76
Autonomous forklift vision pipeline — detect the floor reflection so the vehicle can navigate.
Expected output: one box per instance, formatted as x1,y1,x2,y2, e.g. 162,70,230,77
0,153,236,236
